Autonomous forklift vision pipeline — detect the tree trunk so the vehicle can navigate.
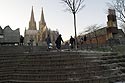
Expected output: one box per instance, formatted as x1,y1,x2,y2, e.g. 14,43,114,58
95,32,99,47
73,13,77,50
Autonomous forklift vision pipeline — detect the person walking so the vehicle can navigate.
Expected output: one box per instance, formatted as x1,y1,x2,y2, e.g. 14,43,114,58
45,35,51,51
20,35,24,45
55,34,64,51
70,36,75,49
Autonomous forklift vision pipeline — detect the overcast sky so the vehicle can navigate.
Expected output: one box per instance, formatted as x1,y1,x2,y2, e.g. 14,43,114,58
0,0,112,40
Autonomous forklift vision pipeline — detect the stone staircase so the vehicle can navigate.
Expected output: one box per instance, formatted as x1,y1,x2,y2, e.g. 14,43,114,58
0,51,125,83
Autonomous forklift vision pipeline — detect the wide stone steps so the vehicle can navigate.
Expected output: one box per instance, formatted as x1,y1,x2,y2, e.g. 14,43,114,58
1,74,125,83
99,54,125,74
0,51,125,83
0,74,125,82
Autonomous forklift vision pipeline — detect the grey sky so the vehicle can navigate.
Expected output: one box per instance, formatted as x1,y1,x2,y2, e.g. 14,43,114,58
0,0,112,40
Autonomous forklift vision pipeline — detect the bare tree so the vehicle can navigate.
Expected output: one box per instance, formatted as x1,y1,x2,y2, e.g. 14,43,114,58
61,0,85,50
109,0,125,23
84,27,93,48
92,25,102,47
84,24,101,48
120,23,125,33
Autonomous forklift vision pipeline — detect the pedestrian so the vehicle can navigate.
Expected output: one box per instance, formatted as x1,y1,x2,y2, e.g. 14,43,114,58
55,34,64,51
80,37,83,49
45,34,51,51
84,35,87,42
70,36,75,49
84,35,87,49
20,35,24,45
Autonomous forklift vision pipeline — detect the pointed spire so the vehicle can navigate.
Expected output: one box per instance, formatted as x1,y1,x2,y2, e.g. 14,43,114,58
39,7,46,30
25,27,26,32
29,6,37,30
24,27,26,36
40,8,46,24
25,27,26,30
30,6,35,22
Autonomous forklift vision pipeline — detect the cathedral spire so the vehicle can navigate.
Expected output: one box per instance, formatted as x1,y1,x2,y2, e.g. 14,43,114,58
39,7,46,30
29,6,37,30
30,6,35,22
40,8,46,25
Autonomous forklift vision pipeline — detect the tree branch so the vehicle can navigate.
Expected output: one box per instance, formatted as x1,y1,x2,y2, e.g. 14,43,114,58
112,0,125,23
61,0,85,14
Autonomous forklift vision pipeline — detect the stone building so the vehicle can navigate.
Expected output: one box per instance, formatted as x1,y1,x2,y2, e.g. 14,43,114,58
0,25,20,45
79,9,125,46
24,7,59,46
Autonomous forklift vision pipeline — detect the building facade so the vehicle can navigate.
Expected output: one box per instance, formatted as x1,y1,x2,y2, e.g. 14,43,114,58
24,7,59,46
0,26,20,45
79,9,125,46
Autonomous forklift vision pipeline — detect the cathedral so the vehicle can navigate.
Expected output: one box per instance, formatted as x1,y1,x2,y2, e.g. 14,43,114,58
24,7,59,46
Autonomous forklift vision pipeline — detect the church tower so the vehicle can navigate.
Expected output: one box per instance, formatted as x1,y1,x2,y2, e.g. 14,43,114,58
39,8,46,30
24,6,38,46
107,9,118,40
38,8,48,43
29,6,37,30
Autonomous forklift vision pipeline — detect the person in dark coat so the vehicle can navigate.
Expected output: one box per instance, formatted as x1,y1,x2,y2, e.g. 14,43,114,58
45,35,51,50
70,36,75,49
55,34,64,50
20,35,24,45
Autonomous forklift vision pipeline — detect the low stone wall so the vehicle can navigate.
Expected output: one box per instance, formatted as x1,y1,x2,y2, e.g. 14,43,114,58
0,45,125,54
0,46,48,54
112,45,125,54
